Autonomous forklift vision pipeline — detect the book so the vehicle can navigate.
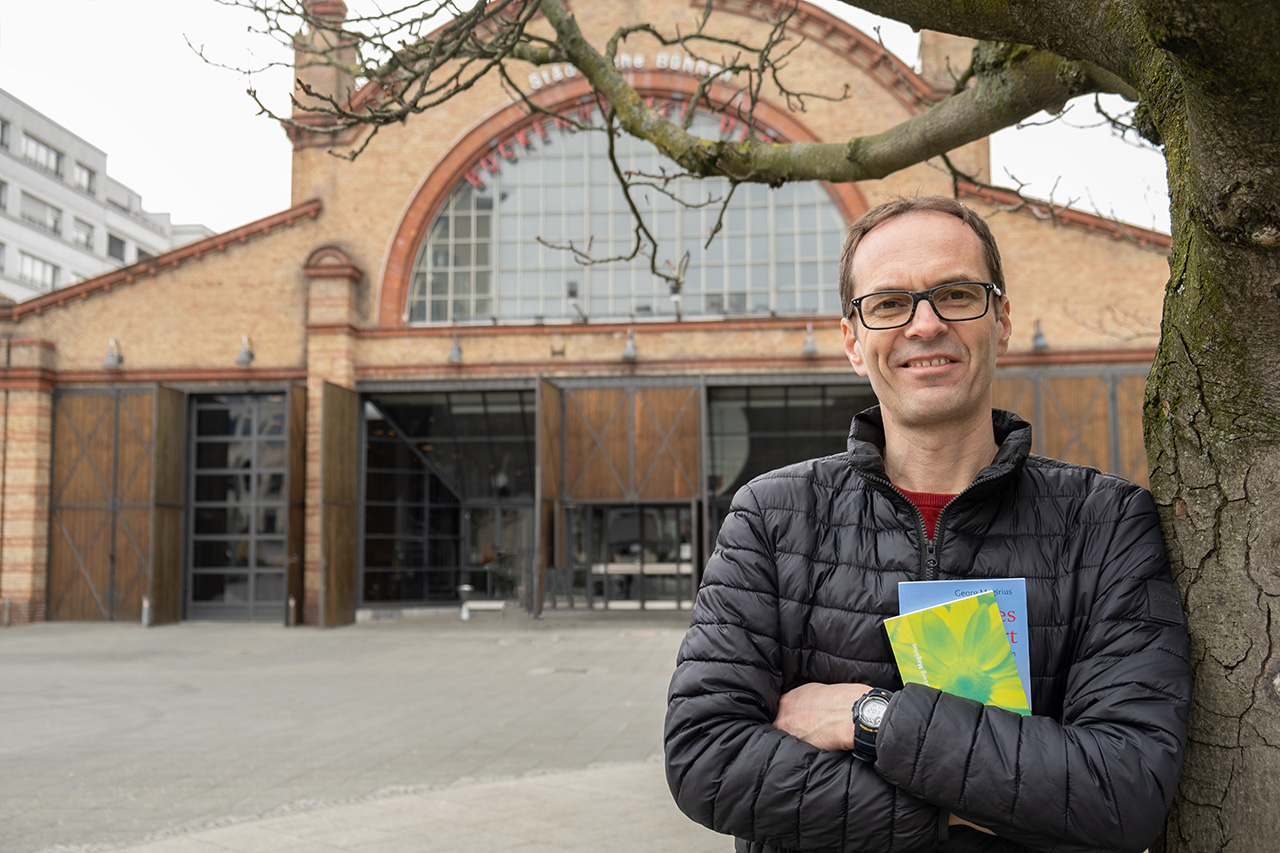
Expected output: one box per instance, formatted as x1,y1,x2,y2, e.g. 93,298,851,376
898,578,1030,711
884,590,1031,716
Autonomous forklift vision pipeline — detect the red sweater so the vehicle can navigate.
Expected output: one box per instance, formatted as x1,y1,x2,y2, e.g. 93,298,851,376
895,487,955,540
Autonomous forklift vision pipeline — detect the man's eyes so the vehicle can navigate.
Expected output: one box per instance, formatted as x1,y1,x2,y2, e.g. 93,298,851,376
871,296,910,311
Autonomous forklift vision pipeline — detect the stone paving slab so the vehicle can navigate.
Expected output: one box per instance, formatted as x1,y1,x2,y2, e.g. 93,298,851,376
106,764,722,853
0,611,728,853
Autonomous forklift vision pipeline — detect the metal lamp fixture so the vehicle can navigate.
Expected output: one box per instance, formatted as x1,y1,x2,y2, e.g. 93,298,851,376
1032,319,1050,352
102,338,124,369
801,322,819,358
235,335,255,367
447,332,463,364
621,328,638,362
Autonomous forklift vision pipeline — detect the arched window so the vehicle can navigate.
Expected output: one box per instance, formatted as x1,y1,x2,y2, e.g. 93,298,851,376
406,106,848,324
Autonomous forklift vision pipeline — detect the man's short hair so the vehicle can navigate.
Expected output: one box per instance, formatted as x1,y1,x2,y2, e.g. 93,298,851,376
838,196,1006,319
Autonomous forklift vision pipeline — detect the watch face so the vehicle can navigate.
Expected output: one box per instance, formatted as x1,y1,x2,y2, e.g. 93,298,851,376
860,696,888,727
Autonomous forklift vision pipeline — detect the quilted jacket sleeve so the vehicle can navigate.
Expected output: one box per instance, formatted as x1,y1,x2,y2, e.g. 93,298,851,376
664,484,947,853
875,484,1191,853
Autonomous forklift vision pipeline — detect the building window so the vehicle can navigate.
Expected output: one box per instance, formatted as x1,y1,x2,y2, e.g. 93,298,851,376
406,106,847,324
0,119,9,149
0,242,6,274
22,133,64,177
136,247,154,261
18,251,59,290
73,163,97,195
362,390,536,604
706,383,877,534
73,219,95,251
20,192,62,236
0,180,7,211
107,233,126,262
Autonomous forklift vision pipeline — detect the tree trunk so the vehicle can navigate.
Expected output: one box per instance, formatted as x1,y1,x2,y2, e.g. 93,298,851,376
1146,114,1280,853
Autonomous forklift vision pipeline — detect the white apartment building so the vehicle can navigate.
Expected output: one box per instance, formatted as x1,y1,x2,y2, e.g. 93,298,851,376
0,88,212,302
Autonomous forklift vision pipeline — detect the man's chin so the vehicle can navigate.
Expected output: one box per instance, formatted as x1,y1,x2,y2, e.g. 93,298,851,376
884,392,982,429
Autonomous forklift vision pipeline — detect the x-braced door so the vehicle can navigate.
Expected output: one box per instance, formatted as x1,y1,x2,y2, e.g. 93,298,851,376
48,388,180,621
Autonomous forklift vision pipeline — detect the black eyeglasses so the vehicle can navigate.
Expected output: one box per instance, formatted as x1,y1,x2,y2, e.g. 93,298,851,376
848,282,1003,330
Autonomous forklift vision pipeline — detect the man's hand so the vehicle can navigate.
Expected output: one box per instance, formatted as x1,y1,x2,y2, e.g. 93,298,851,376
773,682,872,751
949,814,995,835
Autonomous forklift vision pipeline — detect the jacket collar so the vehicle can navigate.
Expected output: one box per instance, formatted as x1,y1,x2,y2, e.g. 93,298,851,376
846,406,1032,490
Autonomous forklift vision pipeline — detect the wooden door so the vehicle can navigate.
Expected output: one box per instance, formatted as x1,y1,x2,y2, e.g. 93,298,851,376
48,389,158,620
321,382,358,626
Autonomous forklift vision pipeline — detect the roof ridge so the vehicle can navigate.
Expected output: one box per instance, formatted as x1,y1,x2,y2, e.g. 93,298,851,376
958,183,1171,251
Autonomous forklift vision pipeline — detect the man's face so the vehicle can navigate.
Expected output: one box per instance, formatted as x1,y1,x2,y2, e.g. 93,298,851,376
840,211,1012,432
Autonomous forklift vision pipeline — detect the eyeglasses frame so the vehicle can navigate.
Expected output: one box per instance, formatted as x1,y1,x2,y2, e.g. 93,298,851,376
848,281,1004,330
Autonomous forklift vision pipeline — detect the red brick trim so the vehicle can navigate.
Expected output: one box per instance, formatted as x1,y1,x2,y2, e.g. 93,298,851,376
959,183,1171,252
305,323,362,335
376,75,868,326
52,368,309,385
359,315,828,338
2,200,324,323
305,0,347,18
700,0,937,111
354,357,853,381
0,368,56,393
304,246,363,283
997,348,1156,367
8,339,56,351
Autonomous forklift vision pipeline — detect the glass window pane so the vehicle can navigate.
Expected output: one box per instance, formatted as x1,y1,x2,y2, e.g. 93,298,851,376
255,572,285,602
258,474,285,502
407,109,847,323
195,474,247,502
193,540,249,568
196,441,253,469
257,540,286,568
259,440,287,469
192,573,249,603
195,507,250,535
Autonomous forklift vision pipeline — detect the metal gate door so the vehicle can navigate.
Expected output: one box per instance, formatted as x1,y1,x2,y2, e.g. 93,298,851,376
187,393,290,621
48,389,158,621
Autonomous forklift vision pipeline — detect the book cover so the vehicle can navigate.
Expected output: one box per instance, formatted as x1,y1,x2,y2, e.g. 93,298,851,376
884,590,1031,716
899,578,1031,711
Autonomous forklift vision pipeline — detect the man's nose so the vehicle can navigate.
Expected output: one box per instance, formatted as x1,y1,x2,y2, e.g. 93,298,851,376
905,298,948,338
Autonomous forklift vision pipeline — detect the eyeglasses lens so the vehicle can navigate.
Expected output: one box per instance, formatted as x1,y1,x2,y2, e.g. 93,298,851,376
860,283,990,329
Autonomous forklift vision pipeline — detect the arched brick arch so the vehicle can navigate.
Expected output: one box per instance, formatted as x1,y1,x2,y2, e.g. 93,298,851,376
377,72,869,326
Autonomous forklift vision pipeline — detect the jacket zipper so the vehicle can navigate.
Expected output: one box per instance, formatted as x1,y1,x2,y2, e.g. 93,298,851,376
864,469,1008,583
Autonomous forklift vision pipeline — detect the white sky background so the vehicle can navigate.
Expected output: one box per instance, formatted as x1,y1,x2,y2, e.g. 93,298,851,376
0,0,1170,235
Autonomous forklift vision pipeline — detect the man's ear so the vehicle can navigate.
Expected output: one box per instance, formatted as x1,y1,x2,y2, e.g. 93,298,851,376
841,316,869,376
996,298,1012,357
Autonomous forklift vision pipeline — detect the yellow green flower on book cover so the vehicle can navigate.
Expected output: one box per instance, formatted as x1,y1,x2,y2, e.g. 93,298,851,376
883,590,1031,715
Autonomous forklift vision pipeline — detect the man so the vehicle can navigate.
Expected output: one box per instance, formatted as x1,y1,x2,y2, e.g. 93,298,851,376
664,196,1191,853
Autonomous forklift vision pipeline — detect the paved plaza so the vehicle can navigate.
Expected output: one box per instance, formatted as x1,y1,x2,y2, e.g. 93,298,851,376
0,609,726,853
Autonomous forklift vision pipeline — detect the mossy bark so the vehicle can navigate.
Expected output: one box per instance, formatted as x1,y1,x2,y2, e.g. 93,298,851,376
1135,2,1280,847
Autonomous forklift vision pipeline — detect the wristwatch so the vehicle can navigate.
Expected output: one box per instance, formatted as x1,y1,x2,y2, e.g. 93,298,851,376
851,688,894,762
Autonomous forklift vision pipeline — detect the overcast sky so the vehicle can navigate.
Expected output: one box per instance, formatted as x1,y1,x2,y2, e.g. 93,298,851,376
1,0,1170,235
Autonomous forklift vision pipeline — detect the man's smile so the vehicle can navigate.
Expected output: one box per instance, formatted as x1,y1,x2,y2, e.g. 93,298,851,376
902,356,956,369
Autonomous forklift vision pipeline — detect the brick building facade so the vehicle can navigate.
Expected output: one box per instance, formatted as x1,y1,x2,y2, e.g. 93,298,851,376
0,0,1170,625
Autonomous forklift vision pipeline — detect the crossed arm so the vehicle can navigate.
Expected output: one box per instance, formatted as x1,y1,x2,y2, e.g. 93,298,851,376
773,681,992,834
666,482,1191,853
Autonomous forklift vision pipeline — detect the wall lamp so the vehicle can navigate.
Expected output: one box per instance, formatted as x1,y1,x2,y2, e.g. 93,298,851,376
801,322,819,358
1032,319,1050,352
102,339,124,369
447,332,463,364
621,328,638,362
235,335,255,367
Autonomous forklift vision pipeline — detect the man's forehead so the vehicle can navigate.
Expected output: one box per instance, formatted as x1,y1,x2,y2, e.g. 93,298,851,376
852,211,990,292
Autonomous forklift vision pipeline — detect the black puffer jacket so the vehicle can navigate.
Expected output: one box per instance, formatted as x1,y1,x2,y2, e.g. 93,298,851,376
665,408,1191,853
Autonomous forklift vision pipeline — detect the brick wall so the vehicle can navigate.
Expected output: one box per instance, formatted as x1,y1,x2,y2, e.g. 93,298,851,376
0,0,1170,623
